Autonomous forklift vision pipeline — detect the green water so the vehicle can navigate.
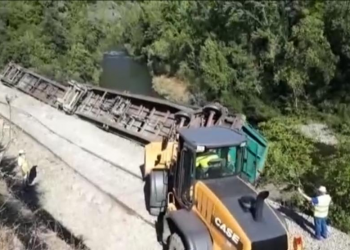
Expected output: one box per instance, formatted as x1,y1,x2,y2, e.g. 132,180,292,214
100,51,160,97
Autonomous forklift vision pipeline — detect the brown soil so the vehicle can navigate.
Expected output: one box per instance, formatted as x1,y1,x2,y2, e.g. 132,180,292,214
152,75,190,103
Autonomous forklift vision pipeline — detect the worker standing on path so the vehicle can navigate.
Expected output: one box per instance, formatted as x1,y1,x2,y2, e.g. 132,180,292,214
17,149,32,188
298,186,332,240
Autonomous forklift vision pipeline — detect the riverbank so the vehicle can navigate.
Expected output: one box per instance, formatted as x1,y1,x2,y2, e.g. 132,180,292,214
152,75,191,104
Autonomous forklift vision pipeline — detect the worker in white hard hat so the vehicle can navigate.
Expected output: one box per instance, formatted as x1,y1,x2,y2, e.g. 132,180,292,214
298,185,332,240
17,149,32,188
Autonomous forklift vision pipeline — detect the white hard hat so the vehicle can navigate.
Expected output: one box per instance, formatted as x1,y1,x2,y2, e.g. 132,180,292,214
318,186,327,193
18,149,25,155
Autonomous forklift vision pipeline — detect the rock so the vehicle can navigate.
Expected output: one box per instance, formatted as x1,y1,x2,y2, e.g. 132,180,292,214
298,123,338,146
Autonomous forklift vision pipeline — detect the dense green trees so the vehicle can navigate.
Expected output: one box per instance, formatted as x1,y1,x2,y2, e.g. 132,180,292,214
117,1,350,121
0,0,116,84
259,117,350,232
2,1,350,118
1,0,350,232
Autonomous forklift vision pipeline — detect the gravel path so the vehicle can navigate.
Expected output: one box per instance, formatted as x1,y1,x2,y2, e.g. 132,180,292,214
268,200,350,250
0,84,160,249
0,172,73,250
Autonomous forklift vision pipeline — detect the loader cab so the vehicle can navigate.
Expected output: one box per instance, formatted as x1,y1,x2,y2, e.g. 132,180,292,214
174,126,249,207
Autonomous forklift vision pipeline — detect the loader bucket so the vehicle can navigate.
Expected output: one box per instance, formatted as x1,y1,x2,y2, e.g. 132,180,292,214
144,141,176,177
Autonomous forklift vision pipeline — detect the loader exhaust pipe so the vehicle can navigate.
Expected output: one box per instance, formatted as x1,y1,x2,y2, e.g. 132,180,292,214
254,191,269,222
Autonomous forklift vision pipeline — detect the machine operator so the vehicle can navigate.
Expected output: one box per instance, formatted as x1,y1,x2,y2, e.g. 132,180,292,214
195,149,220,178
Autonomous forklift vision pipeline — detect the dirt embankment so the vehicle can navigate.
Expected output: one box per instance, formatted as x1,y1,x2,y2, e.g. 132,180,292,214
0,83,161,250
0,119,81,250
152,75,191,103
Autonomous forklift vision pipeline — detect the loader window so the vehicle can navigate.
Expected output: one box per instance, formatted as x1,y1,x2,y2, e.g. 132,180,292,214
195,146,243,180
174,145,195,207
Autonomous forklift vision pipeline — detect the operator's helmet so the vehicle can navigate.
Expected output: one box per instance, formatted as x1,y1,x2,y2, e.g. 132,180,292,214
18,149,25,155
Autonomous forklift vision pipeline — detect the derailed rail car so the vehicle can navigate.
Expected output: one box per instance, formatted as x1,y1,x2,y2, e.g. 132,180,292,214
0,62,268,184
1,62,66,108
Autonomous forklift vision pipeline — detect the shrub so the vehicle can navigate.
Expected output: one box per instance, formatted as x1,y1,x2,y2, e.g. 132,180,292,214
259,116,350,232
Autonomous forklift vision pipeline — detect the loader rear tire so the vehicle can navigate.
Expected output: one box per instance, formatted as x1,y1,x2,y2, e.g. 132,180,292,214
168,232,185,250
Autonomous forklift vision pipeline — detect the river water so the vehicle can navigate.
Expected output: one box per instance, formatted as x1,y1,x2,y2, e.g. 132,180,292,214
100,51,160,97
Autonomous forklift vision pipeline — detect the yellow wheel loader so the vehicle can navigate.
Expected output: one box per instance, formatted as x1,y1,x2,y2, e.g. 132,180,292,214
145,126,300,250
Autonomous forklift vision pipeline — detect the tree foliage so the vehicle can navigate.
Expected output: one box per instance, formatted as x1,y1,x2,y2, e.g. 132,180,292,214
259,117,317,184
260,117,350,232
115,1,350,121
1,1,349,115
0,0,117,84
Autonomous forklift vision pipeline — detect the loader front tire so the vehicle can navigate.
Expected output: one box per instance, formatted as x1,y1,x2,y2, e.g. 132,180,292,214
168,232,185,250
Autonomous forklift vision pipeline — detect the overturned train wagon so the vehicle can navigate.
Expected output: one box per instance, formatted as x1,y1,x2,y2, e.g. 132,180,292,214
57,79,269,183
0,62,66,108
70,84,195,143
0,62,268,183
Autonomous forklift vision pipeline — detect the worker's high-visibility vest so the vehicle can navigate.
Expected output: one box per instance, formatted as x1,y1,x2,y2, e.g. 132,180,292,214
18,156,31,176
196,153,219,168
314,194,331,218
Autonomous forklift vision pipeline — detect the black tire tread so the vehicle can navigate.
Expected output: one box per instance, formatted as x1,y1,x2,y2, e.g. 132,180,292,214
168,232,185,250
